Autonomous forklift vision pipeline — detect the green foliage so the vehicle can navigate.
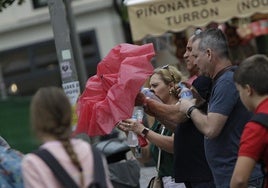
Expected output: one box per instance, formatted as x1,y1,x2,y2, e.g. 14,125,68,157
0,0,25,12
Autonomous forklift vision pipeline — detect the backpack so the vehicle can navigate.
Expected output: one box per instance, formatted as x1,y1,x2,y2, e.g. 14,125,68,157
94,138,140,188
0,145,24,188
249,113,268,180
250,113,268,128
33,146,107,188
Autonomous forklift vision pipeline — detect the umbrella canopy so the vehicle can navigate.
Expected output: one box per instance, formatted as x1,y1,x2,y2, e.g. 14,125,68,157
75,43,155,136
125,0,268,41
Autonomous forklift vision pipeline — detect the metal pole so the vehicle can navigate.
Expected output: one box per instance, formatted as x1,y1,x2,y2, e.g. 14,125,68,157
47,0,80,130
64,0,87,91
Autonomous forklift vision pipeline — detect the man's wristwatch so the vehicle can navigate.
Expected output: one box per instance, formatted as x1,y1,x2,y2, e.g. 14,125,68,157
186,105,197,118
141,127,150,137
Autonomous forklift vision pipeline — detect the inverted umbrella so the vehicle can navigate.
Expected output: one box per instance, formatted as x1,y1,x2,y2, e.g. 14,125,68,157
75,43,155,136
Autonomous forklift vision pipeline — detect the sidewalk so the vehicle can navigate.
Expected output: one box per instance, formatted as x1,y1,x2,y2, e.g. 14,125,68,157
139,166,157,188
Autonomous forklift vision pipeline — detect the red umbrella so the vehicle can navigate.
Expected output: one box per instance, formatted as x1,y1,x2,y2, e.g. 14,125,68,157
75,43,155,136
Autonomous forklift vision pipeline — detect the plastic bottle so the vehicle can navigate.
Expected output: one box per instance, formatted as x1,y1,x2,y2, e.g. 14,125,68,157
141,88,162,103
136,108,144,123
178,82,193,99
126,131,139,147
127,106,139,147
135,108,148,147
126,114,139,147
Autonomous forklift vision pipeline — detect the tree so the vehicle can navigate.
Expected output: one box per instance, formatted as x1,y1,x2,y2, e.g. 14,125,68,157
0,0,24,12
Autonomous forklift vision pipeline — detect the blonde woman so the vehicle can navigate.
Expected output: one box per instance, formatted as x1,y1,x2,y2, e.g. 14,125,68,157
118,65,186,188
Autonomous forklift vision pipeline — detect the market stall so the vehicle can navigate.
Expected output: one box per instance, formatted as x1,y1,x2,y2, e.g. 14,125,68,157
125,0,268,41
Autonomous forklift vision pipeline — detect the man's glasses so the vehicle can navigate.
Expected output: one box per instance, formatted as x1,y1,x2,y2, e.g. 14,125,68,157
162,65,176,83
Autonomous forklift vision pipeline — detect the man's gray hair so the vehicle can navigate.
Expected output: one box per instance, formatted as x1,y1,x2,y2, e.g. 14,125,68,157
193,28,230,59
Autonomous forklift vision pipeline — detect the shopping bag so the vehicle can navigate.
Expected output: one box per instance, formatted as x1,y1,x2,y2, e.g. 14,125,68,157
147,176,163,188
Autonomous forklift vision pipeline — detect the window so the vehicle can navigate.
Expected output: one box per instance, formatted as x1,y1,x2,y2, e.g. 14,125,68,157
1,30,100,96
32,0,47,9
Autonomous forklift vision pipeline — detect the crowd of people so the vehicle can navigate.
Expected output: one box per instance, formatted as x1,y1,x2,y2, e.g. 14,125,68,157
1,27,267,188
119,28,267,188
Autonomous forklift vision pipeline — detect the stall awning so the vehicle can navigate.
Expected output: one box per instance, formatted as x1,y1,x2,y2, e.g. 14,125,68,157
125,0,268,41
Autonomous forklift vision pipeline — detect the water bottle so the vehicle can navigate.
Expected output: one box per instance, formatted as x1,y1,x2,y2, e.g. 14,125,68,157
141,87,162,103
136,108,144,123
178,82,193,99
126,114,139,147
135,108,148,147
126,131,139,147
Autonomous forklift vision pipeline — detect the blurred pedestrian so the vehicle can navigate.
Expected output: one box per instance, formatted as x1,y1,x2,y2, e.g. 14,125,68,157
22,86,113,188
231,54,268,188
0,136,24,187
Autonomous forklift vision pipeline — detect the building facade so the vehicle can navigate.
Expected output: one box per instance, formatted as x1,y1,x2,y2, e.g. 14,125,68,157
0,0,125,96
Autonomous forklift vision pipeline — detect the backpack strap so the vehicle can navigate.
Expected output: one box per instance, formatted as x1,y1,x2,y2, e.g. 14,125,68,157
250,112,268,187
90,146,107,188
33,149,78,188
34,146,107,188
250,113,268,128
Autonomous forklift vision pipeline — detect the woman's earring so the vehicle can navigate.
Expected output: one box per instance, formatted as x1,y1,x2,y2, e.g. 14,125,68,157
169,90,173,95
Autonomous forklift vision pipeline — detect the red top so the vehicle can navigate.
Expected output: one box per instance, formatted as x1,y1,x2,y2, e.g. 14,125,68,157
239,98,268,187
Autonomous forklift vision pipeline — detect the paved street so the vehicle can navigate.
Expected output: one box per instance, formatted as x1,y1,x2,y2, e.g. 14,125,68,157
119,136,157,187
139,166,157,188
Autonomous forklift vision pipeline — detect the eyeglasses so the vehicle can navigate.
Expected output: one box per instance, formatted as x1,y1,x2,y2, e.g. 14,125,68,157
162,64,176,83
